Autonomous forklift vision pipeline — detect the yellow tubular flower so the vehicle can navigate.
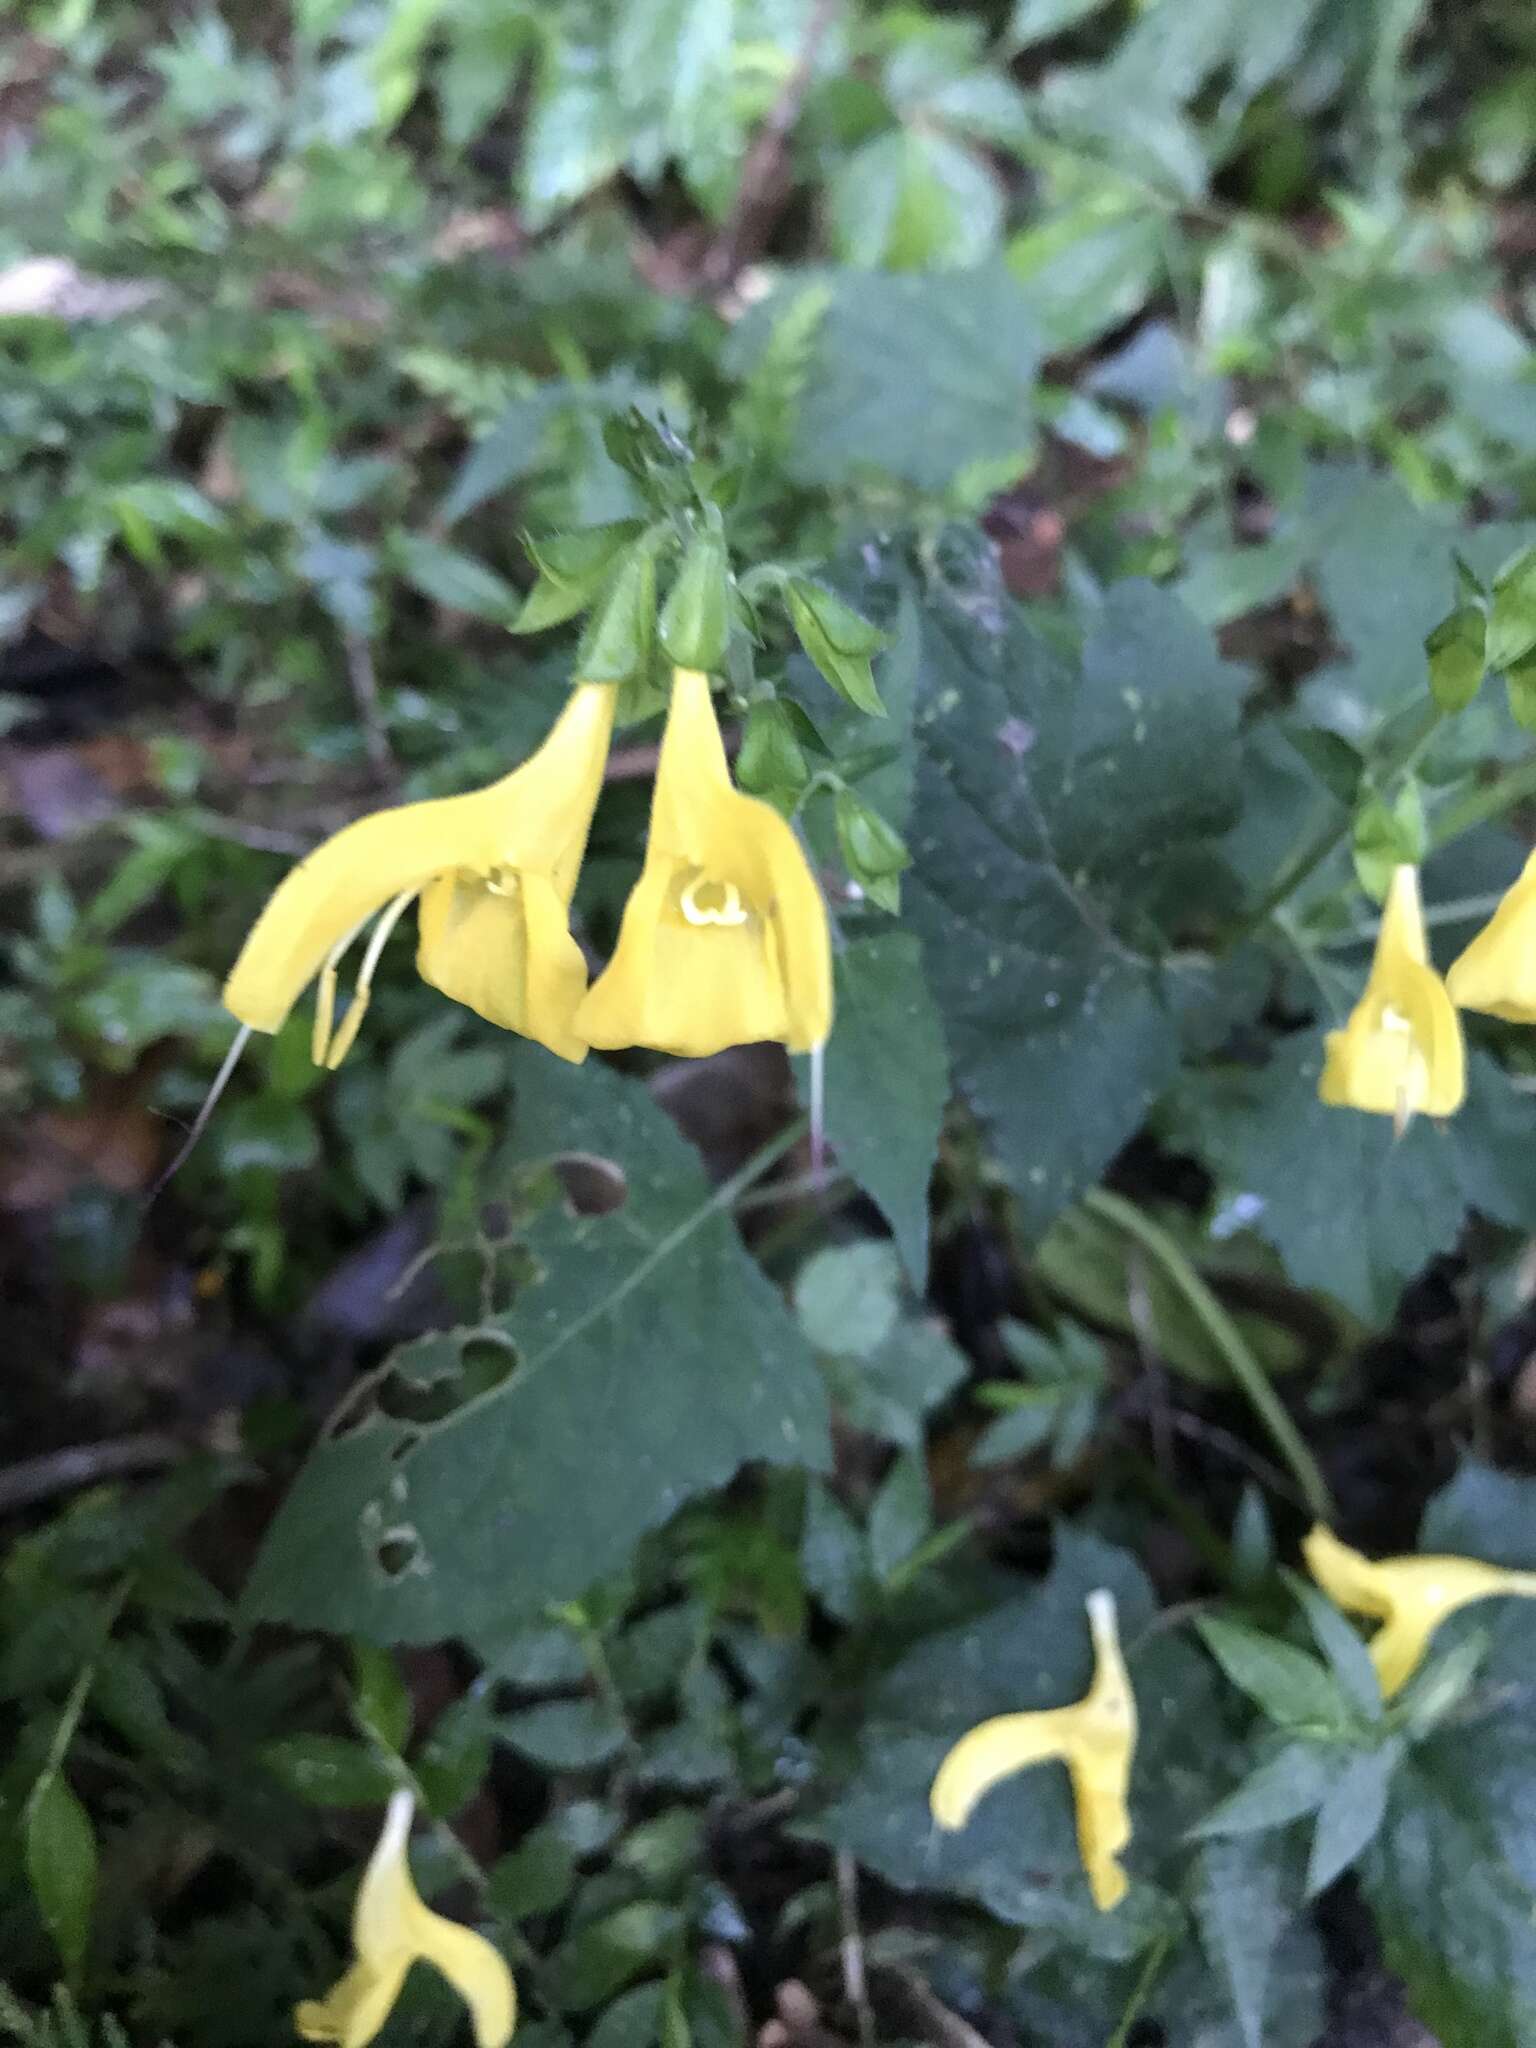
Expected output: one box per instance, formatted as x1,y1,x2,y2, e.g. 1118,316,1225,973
224,684,615,1066
1319,865,1465,1125
1303,1524,1536,1699
574,669,833,1058
295,1792,515,2048
1446,848,1536,1021
929,1589,1137,1912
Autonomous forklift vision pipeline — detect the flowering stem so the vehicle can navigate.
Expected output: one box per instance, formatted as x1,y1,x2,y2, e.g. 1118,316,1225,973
1220,698,1443,947
1083,1189,1334,1523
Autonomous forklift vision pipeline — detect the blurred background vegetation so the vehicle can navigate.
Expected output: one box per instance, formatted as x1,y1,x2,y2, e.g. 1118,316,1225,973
7,1,1536,2044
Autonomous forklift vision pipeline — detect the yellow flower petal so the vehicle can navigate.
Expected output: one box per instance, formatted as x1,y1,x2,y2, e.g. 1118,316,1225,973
929,1709,1075,1830
1318,866,1465,1121
575,670,832,1057
1446,848,1536,1021
295,1957,411,2048
416,870,590,1064
294,1794,515,2048
1303,1524,1536,1698
929,1589,1137,1913
226,683,613,1060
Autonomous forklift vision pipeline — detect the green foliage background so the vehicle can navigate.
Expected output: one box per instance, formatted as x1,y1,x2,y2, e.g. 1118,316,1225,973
6,0,1536,2043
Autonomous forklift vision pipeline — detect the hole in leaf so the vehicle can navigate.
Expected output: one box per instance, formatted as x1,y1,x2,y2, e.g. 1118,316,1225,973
377,1327,519,1425
551,1151,629,1217
374,1526,426,1579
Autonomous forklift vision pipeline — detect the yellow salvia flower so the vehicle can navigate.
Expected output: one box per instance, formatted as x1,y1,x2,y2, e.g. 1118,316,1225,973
1446,847,1536,1021
1303,1524,1536,1699
574,668,832,1057
929,1588,1137,1912
1318,864,1465,1125
295,1792,515,2048
224,683,616,1067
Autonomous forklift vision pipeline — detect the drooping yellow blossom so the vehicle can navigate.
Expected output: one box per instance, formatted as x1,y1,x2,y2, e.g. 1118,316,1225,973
1446,848,1536,1022
295,1791,515,2048
224,684,615,1066
1303,1524,1536,1700
929,1588,1137,1911
1319,865,1465,1124
574,668,832,1058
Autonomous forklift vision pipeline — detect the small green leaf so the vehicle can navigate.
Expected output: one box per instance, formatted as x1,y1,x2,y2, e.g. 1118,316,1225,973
393,532,521,624
1425,603,1487,712
26,1774,97,1982
415,1696,494,1815
834,791,909,910
259,1735,398,1807
658,532,730,671
1195,1618,1347,1733
488,1825,577,1921
1306,1740,1402,1897
735,700,808,798
1506,646,1536,729
1190,1742,1338,1840
867,1451,932,1583
1488,544,1536,671
499,1697,628,1771
786,580,886,716
350,1641,413,1753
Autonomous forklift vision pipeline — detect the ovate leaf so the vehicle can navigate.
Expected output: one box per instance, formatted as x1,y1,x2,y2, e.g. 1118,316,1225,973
244,1058,830,1641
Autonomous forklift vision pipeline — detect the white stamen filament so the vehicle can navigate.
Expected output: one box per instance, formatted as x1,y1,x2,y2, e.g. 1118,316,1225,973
323,889,420,1069
147,1023,253,1202
681,876,749,927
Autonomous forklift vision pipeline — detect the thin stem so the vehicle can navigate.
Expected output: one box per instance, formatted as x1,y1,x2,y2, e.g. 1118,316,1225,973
1084,1189,1334,1523
1219,699,1442,947
1430,752,1536,846
1315,888,1509,951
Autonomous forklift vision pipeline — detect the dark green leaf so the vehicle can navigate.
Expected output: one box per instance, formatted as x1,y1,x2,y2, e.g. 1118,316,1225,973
245,1060,830,1643
807,933,948,1283
906,564,1242,1240
727,268,1042,493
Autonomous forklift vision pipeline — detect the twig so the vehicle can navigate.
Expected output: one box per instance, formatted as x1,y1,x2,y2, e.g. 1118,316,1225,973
0,1432,184,1516
342,630,396,783
876,1965,996,2048
833,1851,875,2048
703,0,839,288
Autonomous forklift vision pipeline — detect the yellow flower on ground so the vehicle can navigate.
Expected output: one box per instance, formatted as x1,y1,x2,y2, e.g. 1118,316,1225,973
295,1791,515,2048
574,668,832,1058
1303,1524,1536,1699
224,683,615,1067
1319,864,1465,1125
929,1588,1137,1911
1446,848,1536,1021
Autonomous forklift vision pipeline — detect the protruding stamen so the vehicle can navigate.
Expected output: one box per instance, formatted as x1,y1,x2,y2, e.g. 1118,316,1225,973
146,1023,253,1203
324,890,419,1069
680,876,749,927
809,1037,826,1173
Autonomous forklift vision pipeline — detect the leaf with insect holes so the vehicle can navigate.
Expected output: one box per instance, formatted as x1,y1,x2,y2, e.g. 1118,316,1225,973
243,1055,829,1641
